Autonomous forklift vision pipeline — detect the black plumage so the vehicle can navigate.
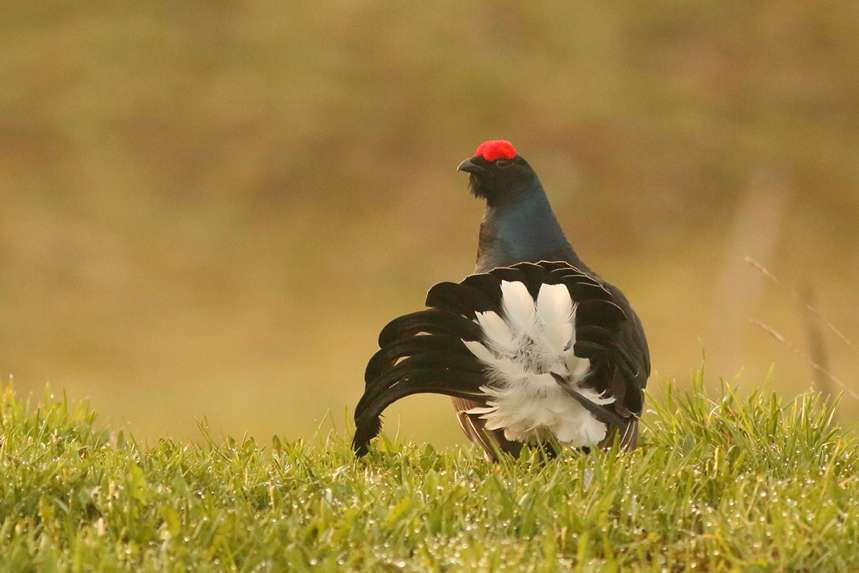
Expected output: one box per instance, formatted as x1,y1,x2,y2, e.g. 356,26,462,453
353,141,650,460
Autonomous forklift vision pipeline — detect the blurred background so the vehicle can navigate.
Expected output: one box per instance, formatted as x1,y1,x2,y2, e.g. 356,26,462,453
2,1,858,447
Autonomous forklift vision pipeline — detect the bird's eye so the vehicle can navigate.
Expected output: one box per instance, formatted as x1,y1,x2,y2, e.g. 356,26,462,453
495,158,510,168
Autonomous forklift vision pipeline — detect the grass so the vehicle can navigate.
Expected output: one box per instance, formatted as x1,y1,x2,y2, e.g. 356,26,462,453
0,372,856,572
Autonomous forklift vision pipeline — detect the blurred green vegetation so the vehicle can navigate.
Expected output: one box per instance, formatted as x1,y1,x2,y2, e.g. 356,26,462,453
2,1,859,444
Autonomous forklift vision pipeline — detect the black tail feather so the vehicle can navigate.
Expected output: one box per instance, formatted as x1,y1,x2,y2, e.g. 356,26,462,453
549,372,627,429
378,309,481,347
353,367,486,455
365,333,476,381
425,281,500,316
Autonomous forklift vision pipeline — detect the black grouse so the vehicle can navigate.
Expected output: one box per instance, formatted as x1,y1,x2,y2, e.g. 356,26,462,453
353,140,650,461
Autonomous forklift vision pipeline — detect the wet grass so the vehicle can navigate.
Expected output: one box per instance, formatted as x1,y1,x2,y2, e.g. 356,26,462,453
0,372,855,572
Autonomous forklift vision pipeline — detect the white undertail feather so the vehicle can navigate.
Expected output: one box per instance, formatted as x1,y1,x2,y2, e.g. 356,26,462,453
464,280,614,447
500,281,538,341
536,283,574,366
473,311,515,355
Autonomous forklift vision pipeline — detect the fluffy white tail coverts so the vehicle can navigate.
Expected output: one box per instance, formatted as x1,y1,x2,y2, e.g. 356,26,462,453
463,280,614,447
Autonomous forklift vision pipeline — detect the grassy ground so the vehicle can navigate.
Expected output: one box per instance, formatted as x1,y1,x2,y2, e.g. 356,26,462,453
1,372,855,572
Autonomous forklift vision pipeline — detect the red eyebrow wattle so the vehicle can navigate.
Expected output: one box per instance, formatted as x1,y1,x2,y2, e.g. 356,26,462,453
475,140,517,161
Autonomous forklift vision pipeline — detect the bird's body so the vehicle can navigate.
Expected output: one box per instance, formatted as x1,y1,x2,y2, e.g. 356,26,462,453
474,186,577,273
353,141,649,460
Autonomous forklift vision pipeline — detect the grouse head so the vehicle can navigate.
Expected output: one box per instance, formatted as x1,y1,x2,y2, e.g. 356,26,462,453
457,140,541,207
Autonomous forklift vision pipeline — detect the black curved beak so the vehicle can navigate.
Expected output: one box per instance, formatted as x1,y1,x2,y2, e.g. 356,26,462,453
457,157,483,174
